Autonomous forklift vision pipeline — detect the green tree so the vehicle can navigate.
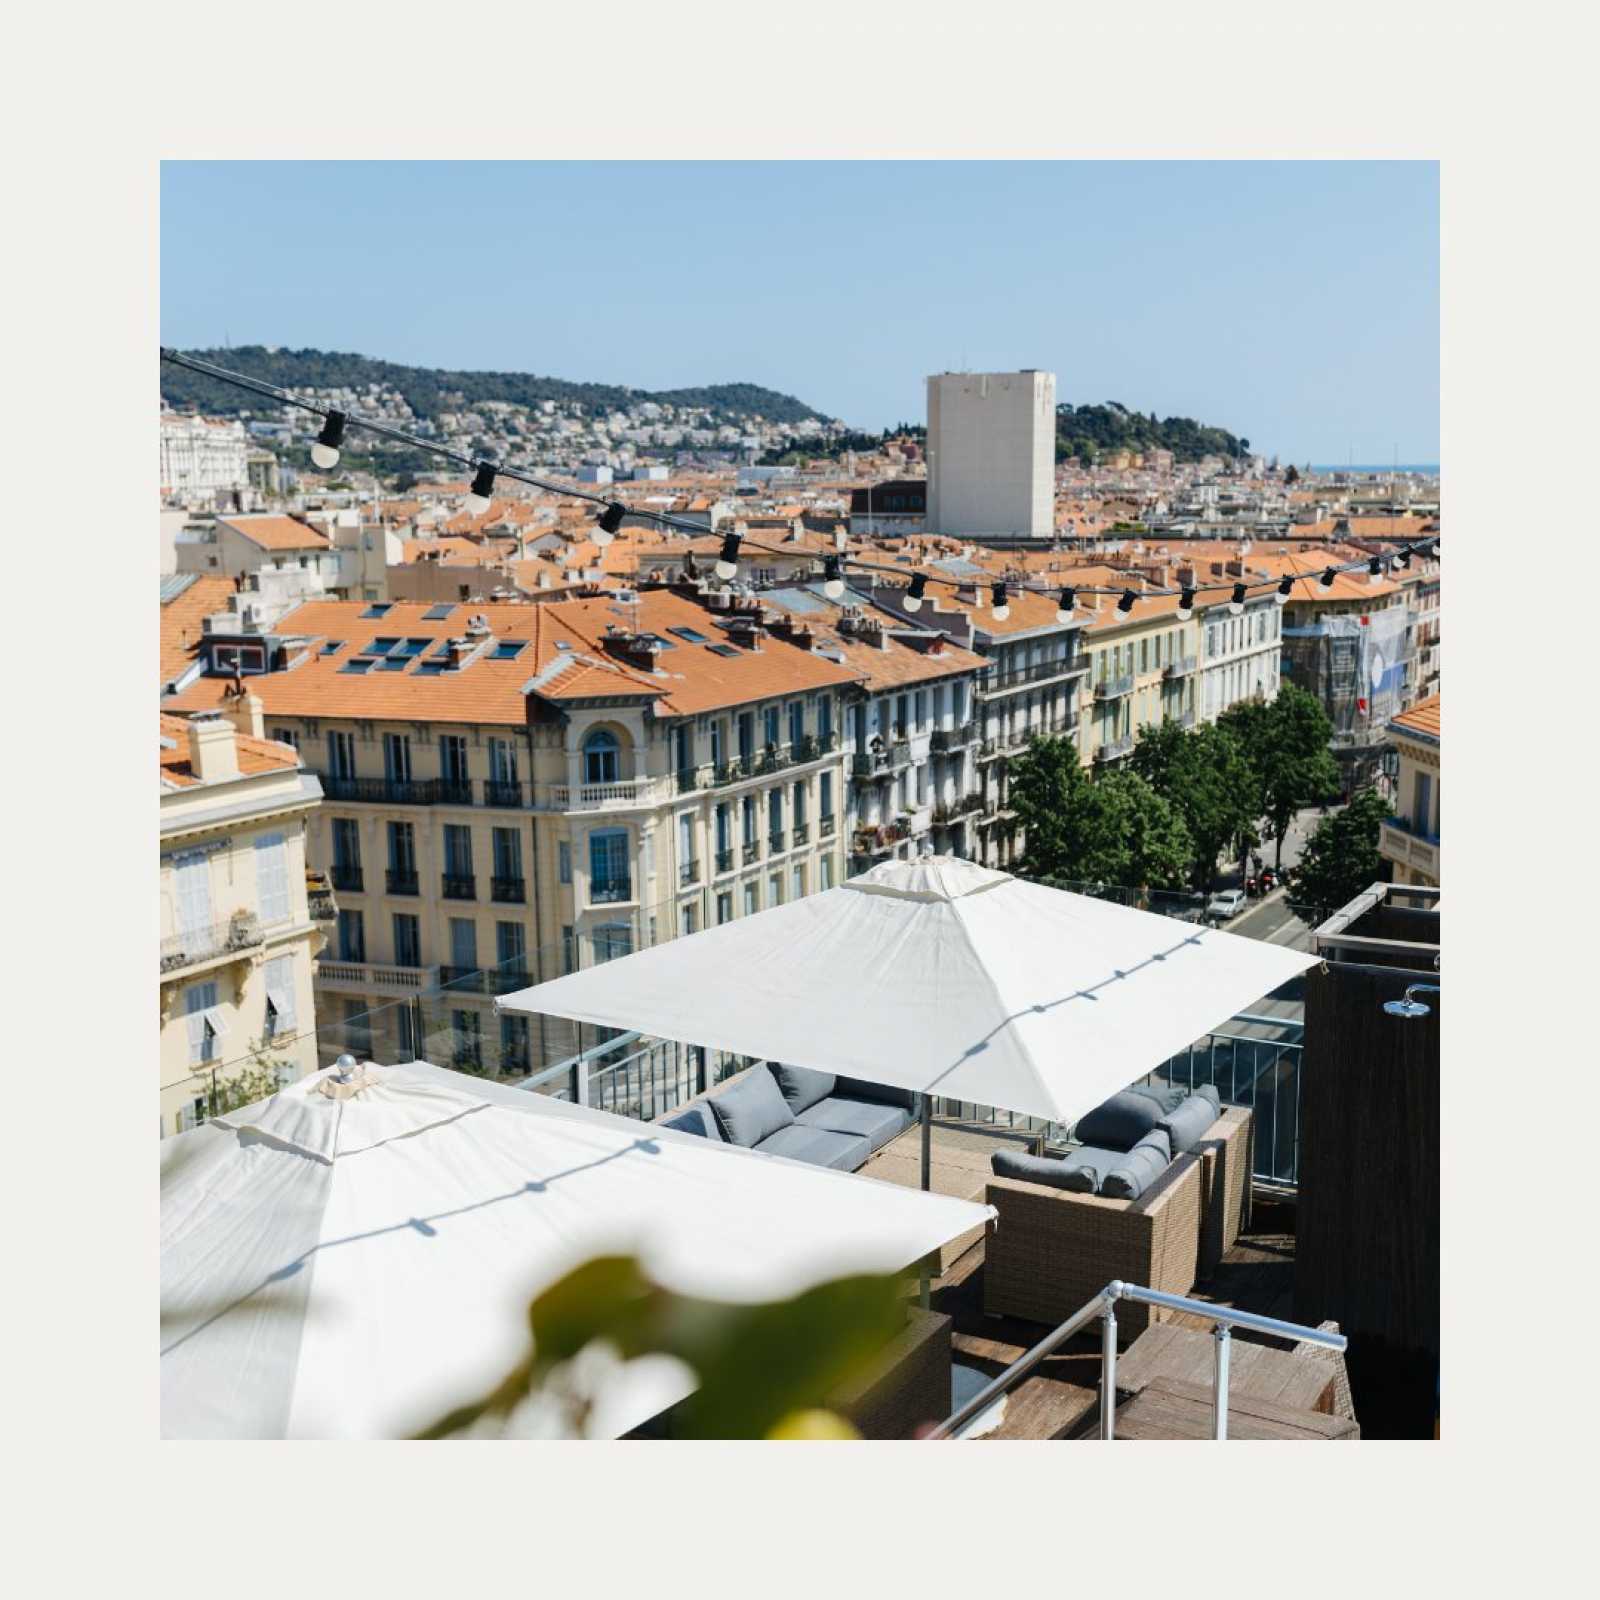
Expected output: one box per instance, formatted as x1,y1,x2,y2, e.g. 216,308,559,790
1093,769,1194,892
1218,687,1339,870
1288,787,1392,914
1129,717,1189,795
1163,724,1258,891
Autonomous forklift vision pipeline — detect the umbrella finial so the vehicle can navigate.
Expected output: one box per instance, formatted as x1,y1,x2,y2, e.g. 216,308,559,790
334,1053,359,1082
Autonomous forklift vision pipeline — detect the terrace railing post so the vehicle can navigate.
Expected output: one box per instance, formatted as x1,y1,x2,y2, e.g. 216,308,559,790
1212,1324,1231,1439
1100,1291,1119,1440
919,1095,933,1310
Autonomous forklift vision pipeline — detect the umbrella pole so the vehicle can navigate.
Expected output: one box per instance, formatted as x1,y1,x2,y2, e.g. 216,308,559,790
919,1095,932,1310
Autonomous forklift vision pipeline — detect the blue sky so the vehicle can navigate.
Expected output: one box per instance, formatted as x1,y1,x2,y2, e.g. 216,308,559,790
161,161,1438,463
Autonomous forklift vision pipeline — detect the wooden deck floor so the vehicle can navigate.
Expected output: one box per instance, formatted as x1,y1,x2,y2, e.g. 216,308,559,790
931,1197,1302,1440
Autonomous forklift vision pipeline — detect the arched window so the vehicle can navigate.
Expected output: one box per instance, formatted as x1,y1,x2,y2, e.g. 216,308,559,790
583,728,621,784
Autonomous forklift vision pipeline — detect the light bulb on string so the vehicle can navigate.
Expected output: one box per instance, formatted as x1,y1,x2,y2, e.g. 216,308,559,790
991,581,1010,622
1275,575,1293,606
1056,586,1076,623
1367,555,1383,585
715,532,742,580
465,461,497,516
1229,583,1247,615
593,502,626,546
1177,586,1196,621
822,555,845,600
1118,589,1137,615
904,572,928,613
311,411,346,470
1320,566,1337,588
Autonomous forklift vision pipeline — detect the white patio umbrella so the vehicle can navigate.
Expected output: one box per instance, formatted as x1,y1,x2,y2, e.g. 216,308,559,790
499,857,1315,1129
161,1057,992,1439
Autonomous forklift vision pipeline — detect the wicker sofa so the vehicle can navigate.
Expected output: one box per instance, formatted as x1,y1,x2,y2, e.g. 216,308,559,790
1196,1105,1254,1278
984,1151,1203,1341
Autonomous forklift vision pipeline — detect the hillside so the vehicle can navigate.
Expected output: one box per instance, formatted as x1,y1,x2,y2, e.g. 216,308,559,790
1056,402,1249,463
159,346,832,427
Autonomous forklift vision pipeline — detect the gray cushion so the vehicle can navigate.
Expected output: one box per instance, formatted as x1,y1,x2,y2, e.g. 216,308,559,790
1192,1083,1222,1113
660,1103,725,1142
754,1124,872,1171
797,1096,912,1149
1128,1081,1186,1114
1159,1092,1221,1154
1075,1090,1165,1152
1101,1129,1174,1200
833,1075,918,1112
707,1065,795,1147
991,1149,1087,1191
769,1063,837,1114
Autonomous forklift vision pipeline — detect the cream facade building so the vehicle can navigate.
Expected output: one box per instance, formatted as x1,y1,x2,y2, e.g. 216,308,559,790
1379,694,1440,887
159,708,327,1136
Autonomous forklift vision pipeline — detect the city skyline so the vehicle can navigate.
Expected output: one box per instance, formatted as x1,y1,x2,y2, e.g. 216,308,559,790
161,161,1439,464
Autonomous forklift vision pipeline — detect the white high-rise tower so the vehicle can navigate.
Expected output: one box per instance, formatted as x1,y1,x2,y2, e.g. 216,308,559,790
926,369,1056,537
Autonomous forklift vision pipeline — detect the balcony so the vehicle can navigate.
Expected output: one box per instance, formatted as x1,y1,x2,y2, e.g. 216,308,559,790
852,740,912,778
316,774,475,807
715,848,735,875
851,821,908,858
1378,816,1440,881
540,776,672,812
819,814,836,837
769,830,787,854
438,966,531,996
330,863,363,893
682,733,841,794
929,722,977,753
315,959,433,993
679,861,700,888
981,656,1087,693
591,880,632,905
932,794,985,825
742,840,763,867
1164,655,1199,679
491,875,526,904
307,881,338,923
386,868,419,896
1094,673,1137,701
483,780,525,809
792,822,810,847
441,873,477,901
160,911,263,976
1093,733,1136,763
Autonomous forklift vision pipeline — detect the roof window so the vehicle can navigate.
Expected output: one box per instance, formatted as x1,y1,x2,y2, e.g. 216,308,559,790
361,603,393,619
422,604,456,620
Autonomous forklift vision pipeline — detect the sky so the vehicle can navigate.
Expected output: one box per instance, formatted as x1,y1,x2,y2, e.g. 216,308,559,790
161,161,1438,464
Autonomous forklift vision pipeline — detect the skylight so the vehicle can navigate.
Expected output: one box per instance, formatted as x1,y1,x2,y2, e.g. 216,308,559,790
319,640,345,656
375,659,408,672
422,604,456,620
361,603,393,619
706,644,741,659
491,641,527,660
668,626,709,644
363,636,401,656
414,660,449,675
394,638,431,657
338,660,373,675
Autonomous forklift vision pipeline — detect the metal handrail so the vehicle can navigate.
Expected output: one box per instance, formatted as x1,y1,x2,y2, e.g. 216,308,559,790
925,1280,1346,1441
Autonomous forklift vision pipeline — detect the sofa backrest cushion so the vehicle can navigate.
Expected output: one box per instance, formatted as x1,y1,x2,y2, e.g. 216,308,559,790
1128,1081,1186,1114
1192,1083,1222,1113
833,1075,918,1112
1158,1092,1222,1155
992,1148,1095,1192
708,1064,795,1147
770,1063,837,1114
1101,1129,1174,1200
660,1102,725,1142
1074,1090,1165,1152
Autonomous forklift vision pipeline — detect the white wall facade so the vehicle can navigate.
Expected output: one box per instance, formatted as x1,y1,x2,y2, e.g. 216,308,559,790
927,370,1056,537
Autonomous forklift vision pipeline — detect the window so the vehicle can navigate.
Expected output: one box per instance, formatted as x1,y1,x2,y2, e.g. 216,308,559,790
387,820,416,874
595,924,632,963
715,803,731,854
185,981,223,1064
361,603,393,618
562,925,575,973
763,705,781,747
583,728,621,784
397,1004,417,1059
339,657,375,677
788,701,805,748
492,827,522,882
449,918,478,972
743,881,759,916
345,997,374,1059
422,604,456,621
558,840,572,883
487,738,519,785
769,872,783,906
681,904,697,936
717,891,734,925
914,690,927,729
326,731,356,779
451,1009,482,1069
490,639,526,660
263,954,296,1039
255,832,290,924
332,818,361,877
707,644,741,659
173,850,213,942
443,824,473,879
768,789,782,841
440,734,470,785
500,1013,530,1072
737,712,755,761
496,921,527,972
820,854,834,890
395,638,431,659
392,913,421,968
668,626,709,643
792,864,805,900
792,780,807,825
1414,771,1434,836
272,728,299,749
818,695,833,742
709,721,724,770
590,829,630,902
319,639,345,657
337,908,365,964
820,771,833,819
364,637,402,656
679,812,697,875
383,733,412,784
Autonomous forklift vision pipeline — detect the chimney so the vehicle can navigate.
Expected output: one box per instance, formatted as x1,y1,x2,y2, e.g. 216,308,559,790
224,690,266,740
187,710,239,783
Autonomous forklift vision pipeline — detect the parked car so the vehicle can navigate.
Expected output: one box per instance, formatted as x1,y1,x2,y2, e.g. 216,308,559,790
1205,889,1248,923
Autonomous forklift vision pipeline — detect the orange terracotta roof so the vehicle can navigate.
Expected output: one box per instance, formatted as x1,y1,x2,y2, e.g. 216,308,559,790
160,575,237,685
159,713,301,787
216,514,330,551
1390,695,1440,741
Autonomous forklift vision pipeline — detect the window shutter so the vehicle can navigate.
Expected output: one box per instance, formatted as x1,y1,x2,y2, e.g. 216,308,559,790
256,833,290,924
175,853,213,940
263,955,296,1033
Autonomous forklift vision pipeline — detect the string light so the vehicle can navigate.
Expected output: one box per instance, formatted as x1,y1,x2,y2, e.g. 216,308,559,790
1177,585,1196,621
465,461,497,516
1118,589,1137,615
594,502,626,545
1229,583,1247,615
1367,554,1383,585
310,410,346,470
822,554,845,600
1321,566,1337,588
1275,575,1294,606
991,581,1010,622
714,531,742,580
1056,586,1076,623
904,572,929,613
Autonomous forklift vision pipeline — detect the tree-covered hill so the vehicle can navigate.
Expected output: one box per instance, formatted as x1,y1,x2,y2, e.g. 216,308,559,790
1056,401,1249,463
159,346,832,427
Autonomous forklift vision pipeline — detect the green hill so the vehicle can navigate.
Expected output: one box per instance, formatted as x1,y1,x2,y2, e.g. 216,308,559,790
1056,402,1249,463
160,346,832,427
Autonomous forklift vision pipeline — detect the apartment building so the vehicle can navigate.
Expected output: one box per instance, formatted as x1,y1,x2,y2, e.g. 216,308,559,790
174,513,333,582
927,370,1056,537
1196,588,1282,721
159,708,327,1137
864,581,1088,868
1378,694,1440,887
160,412,250,502
163,589,864,1079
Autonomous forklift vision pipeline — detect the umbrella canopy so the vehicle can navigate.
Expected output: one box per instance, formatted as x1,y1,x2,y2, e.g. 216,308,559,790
500,857,1315,1125
161,1058,992,1439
